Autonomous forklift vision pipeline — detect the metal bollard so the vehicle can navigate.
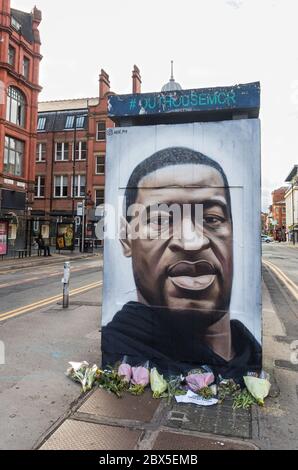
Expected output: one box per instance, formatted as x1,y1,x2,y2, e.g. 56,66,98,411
62,262,70,308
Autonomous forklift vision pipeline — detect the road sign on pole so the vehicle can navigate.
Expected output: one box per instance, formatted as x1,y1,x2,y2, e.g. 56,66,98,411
77,202,84,217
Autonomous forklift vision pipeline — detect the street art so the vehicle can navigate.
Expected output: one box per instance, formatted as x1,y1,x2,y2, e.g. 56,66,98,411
102,120,262,378
108,82,260,117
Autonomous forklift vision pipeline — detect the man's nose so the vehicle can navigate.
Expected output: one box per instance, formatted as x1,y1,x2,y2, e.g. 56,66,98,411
171,217,210,252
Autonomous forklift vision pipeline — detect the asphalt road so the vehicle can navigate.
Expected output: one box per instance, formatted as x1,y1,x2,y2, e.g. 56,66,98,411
262,242,298,286
0,257,102,450
0,258,102,315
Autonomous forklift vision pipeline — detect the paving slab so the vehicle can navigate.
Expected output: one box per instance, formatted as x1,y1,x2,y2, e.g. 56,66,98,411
40,420,142,450
77,389,159,423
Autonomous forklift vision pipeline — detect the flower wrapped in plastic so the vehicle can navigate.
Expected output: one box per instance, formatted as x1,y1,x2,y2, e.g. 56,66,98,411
129,362,150,395
186,372,215,393
243,376,271,406
118,358,132,383
150,368,168,399
66,361,100,393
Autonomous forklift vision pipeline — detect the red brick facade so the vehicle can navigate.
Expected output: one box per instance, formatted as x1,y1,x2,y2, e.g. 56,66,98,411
33,67,141,244
271,187,287,228
0,0,42,215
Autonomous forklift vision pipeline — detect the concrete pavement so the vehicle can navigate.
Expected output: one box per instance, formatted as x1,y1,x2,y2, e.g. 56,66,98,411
0,250,102,273
36,262,298,451
0,263,102,450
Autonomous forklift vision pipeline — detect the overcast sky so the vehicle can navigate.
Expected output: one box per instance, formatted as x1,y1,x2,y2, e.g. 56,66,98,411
13,0,298,210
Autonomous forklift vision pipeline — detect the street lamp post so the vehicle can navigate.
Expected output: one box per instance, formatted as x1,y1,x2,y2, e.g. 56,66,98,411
72,115,78,219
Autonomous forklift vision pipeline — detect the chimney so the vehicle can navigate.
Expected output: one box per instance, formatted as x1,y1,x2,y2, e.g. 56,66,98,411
32,6,42,24
99,69,110,98
132,65,142,94
31,6,42,44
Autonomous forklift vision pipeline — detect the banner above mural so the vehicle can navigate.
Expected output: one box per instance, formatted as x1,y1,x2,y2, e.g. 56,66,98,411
108,82,260,119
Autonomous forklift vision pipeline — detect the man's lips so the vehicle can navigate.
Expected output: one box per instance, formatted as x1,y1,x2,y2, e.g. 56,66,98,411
167,260,217,292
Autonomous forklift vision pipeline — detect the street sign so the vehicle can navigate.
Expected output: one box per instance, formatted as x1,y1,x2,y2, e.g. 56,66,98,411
74,216,81,227
77,202,84,216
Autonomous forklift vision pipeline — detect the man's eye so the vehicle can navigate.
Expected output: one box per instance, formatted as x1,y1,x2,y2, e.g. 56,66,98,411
149,216,170,227
203,216,224,227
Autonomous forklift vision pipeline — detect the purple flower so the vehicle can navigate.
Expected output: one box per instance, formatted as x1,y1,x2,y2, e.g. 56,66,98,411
131,366,150,387
118,363,132,383
186,373,214,392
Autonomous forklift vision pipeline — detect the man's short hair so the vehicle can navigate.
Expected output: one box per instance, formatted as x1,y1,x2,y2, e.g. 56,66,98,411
124,147,232,222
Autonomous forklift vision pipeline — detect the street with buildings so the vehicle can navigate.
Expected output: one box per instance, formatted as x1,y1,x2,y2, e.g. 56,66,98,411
1,0,298,455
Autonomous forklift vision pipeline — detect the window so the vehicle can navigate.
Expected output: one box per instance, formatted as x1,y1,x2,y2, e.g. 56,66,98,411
72,175,86,198
75,141,87,160
96,121,106,140
35,176,45,198
37,117,46,131
36,143,46,162
95,155,105,175
23,57,30,79
76,116,85,128
4,136,24,177
8,45,15,67
65,116,75,129
54,175,68,198
95,189,105,207
65,115,85,129
55,142,69,161
11,16,21,31
6,86,26,127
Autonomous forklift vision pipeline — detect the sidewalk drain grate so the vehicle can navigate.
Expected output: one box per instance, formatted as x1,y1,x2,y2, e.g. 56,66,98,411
166,400,251,439
153,431,256,451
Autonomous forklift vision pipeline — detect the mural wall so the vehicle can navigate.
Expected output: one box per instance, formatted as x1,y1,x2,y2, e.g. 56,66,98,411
102,120,261,378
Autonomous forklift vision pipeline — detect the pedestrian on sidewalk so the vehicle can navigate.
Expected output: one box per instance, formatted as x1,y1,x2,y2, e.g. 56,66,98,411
36,235,52,257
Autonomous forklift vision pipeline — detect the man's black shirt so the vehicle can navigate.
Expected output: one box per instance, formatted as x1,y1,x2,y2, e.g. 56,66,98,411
102,301,262,378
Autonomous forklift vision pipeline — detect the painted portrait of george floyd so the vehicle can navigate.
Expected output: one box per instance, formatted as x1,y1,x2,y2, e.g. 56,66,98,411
102,121,262,378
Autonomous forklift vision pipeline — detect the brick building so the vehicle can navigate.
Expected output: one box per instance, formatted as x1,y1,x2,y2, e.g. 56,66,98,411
32,66,142,248
285,165,298,243
0,0,42,253
270,187,287,241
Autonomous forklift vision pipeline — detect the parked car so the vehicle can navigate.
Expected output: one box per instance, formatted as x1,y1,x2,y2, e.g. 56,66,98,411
261,235,274,243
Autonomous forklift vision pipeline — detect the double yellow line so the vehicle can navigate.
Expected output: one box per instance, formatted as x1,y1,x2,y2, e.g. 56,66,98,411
263,259,298,301
0,281,103,323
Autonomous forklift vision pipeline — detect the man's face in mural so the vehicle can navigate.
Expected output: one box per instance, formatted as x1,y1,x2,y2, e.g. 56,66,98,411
121,164,233,326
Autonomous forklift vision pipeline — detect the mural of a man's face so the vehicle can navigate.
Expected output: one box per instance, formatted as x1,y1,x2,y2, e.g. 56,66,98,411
121,163,234,327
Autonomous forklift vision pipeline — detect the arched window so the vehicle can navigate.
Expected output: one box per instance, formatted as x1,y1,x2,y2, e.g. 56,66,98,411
6,86,26,127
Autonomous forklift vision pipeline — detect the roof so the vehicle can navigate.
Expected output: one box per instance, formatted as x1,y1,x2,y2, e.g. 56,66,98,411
161,60,183,92
37,109,88,133
285,165,298,182
38,98,99,112
11,8,34,44
161,79,182,92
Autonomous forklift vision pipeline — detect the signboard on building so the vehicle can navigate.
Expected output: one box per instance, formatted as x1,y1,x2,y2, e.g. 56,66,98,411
56,223,75,251
101,120,262,378
0,221,8,256
108,82,260,119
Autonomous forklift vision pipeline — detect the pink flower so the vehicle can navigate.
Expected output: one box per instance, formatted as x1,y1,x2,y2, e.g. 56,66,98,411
118,363,132,383
186,373,214,392
131,366,150,387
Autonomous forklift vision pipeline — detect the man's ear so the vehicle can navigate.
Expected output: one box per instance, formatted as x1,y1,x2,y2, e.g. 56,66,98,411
119,216,132,258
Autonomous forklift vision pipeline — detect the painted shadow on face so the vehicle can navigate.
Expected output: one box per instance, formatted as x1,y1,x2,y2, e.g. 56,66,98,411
120,164,233,328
